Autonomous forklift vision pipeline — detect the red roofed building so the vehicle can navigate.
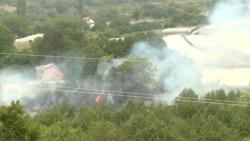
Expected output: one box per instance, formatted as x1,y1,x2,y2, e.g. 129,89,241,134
36,63,64,81
82,16,95,28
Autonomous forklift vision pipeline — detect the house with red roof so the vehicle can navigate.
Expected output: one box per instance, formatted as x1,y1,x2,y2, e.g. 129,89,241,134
36,63,64,81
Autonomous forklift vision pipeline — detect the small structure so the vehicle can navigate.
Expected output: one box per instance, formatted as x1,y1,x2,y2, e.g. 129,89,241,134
130,17,154,25
15,34,44,43
109,37,125,41
82,16,95,29
36,63,64,81
162,27,197,35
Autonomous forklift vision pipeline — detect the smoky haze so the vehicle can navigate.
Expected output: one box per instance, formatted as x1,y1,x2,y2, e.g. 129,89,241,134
209,0,250,24
127,42,203,103
1,0,250,113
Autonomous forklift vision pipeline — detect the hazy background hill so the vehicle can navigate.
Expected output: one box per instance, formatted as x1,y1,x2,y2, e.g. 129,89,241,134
0,0,216,38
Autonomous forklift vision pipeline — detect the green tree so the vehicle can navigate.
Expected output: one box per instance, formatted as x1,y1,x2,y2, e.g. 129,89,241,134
34,18,85,56
121,114,172,141
87,121,117,141
34,103,76,126
55,3,67,14
175,88,199,119
121,114,150,140
243,138,250,141
39,119,86,141
132,8,141,20
179,88,198,98
192,115,241,141
74,108,99,132
17,0,26,17
232,106,250,137
2,15,30,37
93,103,115,121
77,0,84,15
0,24,14,52
164,117,196,141
105,59,158,107
205,89,227,100
113,100,147,126
81,44,105,76
104,39,127,58
0,101,40,141
110,15,129,29
227,90,240,101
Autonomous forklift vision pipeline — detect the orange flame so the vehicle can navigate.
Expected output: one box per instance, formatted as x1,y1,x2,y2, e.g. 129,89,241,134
95,95,101,103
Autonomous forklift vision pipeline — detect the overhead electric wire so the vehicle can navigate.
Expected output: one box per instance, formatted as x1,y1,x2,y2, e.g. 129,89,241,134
27,84,250,106
0,52,148,63
31,85,164,99
8,83,250,103
35,85,249,104
177,96,250,104
38,85,160,97
3,83,250,107
36,87,250,107
34,87,161,100
2,52,250,67
177,99,250,107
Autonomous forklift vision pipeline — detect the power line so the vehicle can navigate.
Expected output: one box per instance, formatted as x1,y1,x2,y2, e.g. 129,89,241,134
4,83,249,102
177,96,250,104
177,99,250,107
39,85,160,97
10,83,163,99
2,52,250,67
31,84,164,98
31,87,250,107
35,87,162,100
3,83,250,107
0,52,148,63
33,85,246,102
47,87,250,105
25,85,250,106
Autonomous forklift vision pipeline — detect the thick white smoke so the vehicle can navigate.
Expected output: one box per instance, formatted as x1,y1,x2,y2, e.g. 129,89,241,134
209,0,250,24
1,0,250,112
0,67,67,114
97,59,123,79
202,0,250,87
0,69,35,105
128,42,203,102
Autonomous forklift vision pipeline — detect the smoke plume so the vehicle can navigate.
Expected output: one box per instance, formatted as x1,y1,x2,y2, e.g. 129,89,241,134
209,0,250,24
1,0,250,113
127,42,203,103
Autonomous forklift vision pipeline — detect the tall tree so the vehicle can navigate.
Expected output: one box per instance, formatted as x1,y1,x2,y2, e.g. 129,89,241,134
34,18,85,56
17,0,26,17
175,88,199,119
0,101,40,141
77,0,84,15
0,24,14,52
2,15,29,37
105,59,158,107
87,121,117,141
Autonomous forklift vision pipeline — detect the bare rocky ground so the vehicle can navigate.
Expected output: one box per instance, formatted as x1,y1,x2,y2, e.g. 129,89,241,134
0,4,16,12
